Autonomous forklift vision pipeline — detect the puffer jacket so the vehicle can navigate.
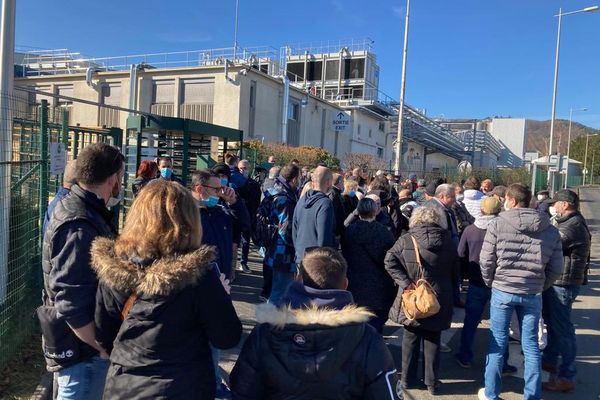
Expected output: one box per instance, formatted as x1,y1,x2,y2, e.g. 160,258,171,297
462,189,485,219
92,238,242,400
384,225,457,332
480,208,563,295
230,283,399,400
341,220,396,312
554,211,592,286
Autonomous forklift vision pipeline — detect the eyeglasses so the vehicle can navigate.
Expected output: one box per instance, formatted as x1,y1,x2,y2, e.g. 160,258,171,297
203,185,221,191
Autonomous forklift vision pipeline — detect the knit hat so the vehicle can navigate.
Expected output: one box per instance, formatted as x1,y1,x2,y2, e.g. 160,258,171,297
480,196,502,215
425,182,437,197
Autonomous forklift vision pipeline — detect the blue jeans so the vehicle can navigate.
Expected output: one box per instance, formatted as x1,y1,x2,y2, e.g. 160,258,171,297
542,285,580,381
55,356,109,400
458,285,510,365
268,271,294,306
210,345,222,389
484,288,542,400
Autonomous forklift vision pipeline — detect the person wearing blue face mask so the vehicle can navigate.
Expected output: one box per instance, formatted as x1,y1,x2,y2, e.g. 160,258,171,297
190,169,245,399
157,156,184,186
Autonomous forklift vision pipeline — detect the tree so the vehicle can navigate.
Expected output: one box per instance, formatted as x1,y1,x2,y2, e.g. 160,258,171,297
568,134,600,181
342,153,388,174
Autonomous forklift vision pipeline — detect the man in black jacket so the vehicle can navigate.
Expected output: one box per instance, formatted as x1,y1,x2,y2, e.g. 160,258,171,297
230,247,402,399
328,173,346,239
237,159,262,273
542,190,591,393
41,143,124,399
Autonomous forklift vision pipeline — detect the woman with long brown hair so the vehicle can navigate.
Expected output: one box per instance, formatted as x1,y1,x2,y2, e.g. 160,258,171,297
131,159,158,196
92,180,242,399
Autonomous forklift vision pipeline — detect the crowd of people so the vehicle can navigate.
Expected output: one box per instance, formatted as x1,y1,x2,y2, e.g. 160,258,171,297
39,143,591,400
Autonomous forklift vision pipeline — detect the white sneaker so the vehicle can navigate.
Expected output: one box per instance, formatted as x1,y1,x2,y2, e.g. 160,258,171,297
477,388,491,400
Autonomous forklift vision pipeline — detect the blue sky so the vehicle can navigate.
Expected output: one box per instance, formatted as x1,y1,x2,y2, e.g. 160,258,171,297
15,0,600,128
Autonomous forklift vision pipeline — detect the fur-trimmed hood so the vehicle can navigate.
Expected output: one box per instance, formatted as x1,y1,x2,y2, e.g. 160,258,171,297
91,237,216,296
256,303,373,329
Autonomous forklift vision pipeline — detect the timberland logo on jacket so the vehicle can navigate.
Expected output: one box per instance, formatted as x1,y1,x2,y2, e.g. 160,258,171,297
293,333,306,346
44,349,75,359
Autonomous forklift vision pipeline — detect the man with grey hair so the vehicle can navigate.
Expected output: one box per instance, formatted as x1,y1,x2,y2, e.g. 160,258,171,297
262,166,281,195
429,183,459,244
292,166,336,263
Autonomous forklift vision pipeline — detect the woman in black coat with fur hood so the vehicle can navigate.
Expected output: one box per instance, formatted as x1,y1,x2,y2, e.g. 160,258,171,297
92,180,242,400
385,206,457,395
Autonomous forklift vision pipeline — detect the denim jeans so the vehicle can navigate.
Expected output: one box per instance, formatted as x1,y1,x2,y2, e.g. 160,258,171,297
211,345,222,389
484,288,542,400
457,285,510,366
268,271,294,306
55,356,109,400
542,285,580,381
240,230,250,265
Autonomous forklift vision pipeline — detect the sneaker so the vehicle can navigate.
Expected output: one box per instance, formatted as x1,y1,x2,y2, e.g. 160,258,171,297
477,388,491,400
215,382,232,399
502,364,518,375
542,378,576,393
238,262,251,273
440,343,452,353
455,356,472,369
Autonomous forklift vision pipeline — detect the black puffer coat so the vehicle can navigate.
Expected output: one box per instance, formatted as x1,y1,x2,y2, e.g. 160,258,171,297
385,225,457,332
230,301,399,399
554,211,592,286
92,238,242,400
341,220,396,312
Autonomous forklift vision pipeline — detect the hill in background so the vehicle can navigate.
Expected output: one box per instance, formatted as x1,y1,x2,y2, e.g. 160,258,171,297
526,119,600,157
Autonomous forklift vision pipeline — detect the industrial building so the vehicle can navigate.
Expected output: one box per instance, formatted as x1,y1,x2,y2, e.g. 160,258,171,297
14,40,500,173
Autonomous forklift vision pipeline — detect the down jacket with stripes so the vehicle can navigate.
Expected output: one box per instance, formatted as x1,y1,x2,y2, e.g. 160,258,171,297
480,208,563,295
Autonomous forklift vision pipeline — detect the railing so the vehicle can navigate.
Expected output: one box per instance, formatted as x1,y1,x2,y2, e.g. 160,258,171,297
150,103,175,117
98,107,120,128
287,38,374,56
179,103,214,123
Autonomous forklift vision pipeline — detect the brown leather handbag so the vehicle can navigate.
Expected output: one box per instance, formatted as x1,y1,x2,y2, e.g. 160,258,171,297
401,235,440,321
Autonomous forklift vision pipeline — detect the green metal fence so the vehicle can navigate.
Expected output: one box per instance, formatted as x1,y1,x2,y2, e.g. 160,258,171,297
0,98,122,371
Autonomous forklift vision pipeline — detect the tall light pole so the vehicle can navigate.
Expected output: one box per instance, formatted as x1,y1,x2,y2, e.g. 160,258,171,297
546,5,598,193
583,132,590,185
394,0,410,176
564,107,587,188
233,0,240,60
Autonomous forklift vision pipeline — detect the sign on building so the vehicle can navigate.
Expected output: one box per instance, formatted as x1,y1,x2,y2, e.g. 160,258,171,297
49,142,66,175
332,111,352,132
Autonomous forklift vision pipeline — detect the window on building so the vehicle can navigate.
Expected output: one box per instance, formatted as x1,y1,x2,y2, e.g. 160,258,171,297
325,60,339,80
357,124,361,136
152,80,175,104
307,61,322,81
288,102,299,121
377,147,384,158
56,85,73,106
287,62,304,82
379,121,385,131
181,79,214,104
347,58,365,79
369,128,372,138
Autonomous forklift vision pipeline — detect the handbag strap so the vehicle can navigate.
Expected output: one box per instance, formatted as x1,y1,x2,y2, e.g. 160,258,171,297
120,294,137,321
409,235,424,280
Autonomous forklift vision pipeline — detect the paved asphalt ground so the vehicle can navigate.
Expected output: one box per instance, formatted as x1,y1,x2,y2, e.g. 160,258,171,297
220,187,600,400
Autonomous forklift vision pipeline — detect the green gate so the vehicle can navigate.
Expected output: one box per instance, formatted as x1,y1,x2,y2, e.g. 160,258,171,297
1,100,122,371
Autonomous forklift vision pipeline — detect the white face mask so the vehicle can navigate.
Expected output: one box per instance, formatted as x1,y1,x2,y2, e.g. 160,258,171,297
456,194,464,202
503,200,510,210
537,194,545,201
549,206,557,217
106,187,124,209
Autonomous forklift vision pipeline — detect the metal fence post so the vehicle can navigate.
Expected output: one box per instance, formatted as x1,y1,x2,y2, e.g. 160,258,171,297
39,100,49,242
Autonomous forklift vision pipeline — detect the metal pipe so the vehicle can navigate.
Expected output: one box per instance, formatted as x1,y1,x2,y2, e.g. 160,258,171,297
85,67,97,87
0,0,16,303
233,0,240,60
394,0,410,176
564,108,573,189
583,132,590,185
547,8,562,194
128,64,139,116
280,47,289,144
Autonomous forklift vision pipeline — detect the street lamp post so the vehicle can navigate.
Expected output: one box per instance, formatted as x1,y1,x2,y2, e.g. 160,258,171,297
564,107,588,189
546,5,598,193
394,0,410,176
584,132,590,185
233,0,240,60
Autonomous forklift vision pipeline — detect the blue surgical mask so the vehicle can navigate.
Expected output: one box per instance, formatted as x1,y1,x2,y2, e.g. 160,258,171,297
347,191,356,198
204,195,219,208
220,177,229,187
160,167,173,179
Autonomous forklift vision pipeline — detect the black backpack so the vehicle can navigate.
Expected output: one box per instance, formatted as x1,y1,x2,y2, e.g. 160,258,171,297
252,193,279,247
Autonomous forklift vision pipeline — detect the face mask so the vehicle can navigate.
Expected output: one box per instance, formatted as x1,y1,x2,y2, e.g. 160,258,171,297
220,178,229,187
549,206,557,217
456,194,464,202
160,167,173,179
241,170,249,178
347,191,356,198
204,195,220,208
503,200,510,210
537,194,545,201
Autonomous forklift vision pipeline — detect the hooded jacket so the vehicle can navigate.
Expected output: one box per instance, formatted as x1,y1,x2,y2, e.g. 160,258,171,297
457,214,496,287
462,189,485,219
554,210,591,286
341,220,397,311
230,281,400,400
292,189,336,262
385,225,457,332
480,208,563,295
92,238,242,400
